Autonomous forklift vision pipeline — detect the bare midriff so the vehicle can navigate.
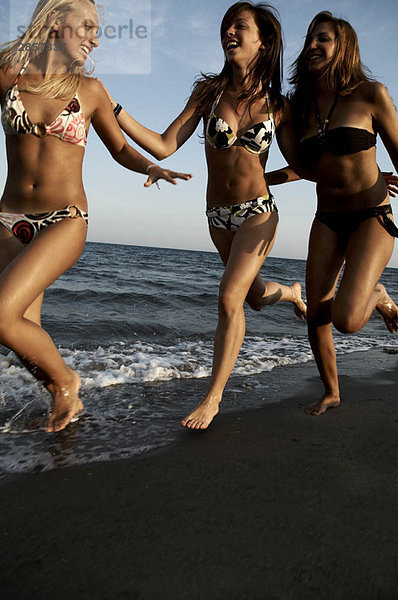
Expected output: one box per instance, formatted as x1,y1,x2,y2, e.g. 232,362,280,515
310,148,389,211
1,134,87,214
205,143,269,208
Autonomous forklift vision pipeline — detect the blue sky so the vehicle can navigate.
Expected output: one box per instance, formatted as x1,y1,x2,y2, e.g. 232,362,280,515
1,0,397,264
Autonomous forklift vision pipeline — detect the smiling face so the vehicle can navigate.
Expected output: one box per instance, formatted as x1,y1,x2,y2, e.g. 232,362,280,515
222,9,264,67
305,21,336,75
55,1,99,66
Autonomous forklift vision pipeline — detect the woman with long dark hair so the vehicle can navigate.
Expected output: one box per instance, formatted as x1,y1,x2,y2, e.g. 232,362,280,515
102,2,307,429
276,11,398,415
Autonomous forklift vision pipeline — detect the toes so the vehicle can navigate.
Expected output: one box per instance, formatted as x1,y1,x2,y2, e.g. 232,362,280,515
45,408,81,433
45,414,56,433
52,410,74,432
305,404,324,416
181,416,207,430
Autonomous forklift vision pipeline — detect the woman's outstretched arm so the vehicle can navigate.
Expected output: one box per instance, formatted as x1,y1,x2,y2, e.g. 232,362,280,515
88,78,192,186
266,167,301,186
98,80,203,160
372,82,398,173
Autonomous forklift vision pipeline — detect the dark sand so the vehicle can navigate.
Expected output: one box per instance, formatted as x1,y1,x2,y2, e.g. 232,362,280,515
1,349,398,600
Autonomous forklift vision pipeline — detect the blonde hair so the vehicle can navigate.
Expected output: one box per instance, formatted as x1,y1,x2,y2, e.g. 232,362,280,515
0,0,98,98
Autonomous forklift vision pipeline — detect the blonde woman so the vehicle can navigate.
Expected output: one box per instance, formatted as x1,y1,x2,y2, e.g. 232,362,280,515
0,0,191,432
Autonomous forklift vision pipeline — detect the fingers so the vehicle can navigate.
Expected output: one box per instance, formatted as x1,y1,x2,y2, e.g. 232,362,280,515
168,171,193,181
143,170,193,188
160,171,178,185
144,176,161,189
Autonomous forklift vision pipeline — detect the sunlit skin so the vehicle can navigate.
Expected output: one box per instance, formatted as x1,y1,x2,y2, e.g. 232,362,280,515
100,7,307,430
304,22,337,75
57,5,100,67
0,0,191,432
270,20,398,416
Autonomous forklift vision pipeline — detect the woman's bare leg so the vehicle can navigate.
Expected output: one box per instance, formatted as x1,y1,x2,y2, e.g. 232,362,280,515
306,214,396,416
332,215,397,334
246,276,307,318
305,219,345,415
0,230,50,386
0,218,87,432
181,212,306,430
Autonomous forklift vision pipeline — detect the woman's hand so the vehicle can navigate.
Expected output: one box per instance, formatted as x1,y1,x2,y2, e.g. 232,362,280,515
383,172,398,198
144,164,193,188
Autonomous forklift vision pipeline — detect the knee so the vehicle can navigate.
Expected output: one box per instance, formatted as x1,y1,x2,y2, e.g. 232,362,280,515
307,303,331,328
246,297,262,312
218,287,244,318
0,299,17,343
0,318,11,344
332,301,362,333
332,312,362,334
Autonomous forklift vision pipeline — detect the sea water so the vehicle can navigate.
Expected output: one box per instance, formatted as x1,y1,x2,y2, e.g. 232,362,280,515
1,243,397,475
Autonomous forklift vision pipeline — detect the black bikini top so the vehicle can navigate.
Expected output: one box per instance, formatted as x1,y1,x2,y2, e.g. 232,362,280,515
299,94,376,166
299,127,377,166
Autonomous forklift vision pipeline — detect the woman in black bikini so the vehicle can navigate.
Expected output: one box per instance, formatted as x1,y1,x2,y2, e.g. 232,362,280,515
271,11,398,415
0,0,191,432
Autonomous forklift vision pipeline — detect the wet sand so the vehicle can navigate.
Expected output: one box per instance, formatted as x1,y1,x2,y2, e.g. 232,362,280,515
1,349,398,600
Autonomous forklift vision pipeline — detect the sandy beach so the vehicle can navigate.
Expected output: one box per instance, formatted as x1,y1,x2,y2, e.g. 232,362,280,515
1,347,398,600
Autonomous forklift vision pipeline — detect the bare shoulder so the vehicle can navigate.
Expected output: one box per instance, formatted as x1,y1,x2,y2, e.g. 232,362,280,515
274,94,292,128
77,75,111,121
358,80,392,105
0,62,20,97
78,74,103,96
0,66,8,95
78,75,109,107
190,80,207,103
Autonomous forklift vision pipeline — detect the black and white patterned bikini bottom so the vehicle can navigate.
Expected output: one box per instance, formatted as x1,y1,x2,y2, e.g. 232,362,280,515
206,194,277,232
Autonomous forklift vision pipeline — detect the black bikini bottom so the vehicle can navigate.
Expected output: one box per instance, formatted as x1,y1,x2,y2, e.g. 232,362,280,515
315,204,398,249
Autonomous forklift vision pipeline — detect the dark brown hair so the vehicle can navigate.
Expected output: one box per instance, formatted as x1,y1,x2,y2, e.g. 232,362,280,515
193,2,284,119
289,11,373,133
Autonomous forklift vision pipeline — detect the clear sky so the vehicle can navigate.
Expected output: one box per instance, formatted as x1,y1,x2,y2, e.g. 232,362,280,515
1,0,397,263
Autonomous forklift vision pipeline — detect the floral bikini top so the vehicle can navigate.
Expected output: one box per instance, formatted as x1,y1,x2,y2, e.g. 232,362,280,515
1,62,87,147
206,90,275,154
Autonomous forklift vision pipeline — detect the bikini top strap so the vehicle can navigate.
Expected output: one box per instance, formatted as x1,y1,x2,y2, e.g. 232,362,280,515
11,60,30,86
265,93,274,123
209,89,224,115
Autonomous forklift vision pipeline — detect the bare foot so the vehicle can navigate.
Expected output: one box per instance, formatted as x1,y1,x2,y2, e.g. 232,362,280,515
305,392,340,416
290,282,307,320
181,396,220,430
375,284,398,333
46,369,83,433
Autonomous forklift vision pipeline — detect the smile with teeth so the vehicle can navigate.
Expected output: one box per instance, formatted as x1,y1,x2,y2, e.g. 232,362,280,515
81,45,90,56
226,41,239,50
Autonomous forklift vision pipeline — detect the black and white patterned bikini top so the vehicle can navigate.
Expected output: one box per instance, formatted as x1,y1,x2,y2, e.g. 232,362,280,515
206,90,275,154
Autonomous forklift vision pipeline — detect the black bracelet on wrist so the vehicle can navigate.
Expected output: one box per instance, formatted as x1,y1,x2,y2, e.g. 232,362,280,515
113,103,122,117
